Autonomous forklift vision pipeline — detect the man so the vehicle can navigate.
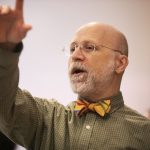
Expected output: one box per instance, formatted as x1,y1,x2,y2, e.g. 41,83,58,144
0,0,150,150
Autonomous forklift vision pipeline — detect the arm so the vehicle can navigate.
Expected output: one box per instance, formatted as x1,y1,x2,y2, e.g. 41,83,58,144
0,2,67,149
0,0,36,148
0,47,67,149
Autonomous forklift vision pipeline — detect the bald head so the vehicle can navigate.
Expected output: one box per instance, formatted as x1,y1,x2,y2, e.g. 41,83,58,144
74,22,128,56
69,22,129,99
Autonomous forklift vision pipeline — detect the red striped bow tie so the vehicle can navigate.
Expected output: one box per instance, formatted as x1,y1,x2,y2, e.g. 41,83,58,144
75,99,111,117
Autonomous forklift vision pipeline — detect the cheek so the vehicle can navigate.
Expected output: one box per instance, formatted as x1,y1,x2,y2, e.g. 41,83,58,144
89,55,116,73
89,57,106,71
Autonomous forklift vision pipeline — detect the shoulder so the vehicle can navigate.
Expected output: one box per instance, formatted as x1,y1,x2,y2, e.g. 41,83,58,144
121,105,150,133
123,105,150,122
122,106,150,147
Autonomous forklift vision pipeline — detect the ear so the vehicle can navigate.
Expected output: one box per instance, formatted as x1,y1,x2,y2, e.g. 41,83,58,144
115,55,129,74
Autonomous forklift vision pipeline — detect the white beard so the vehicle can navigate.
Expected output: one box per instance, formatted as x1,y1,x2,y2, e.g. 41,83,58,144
69,59,115,98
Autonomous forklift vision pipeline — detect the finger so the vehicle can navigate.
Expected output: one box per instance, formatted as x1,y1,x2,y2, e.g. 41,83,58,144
15,0,24,13
19,24,32,39
23,24,32,31
0,5,11,15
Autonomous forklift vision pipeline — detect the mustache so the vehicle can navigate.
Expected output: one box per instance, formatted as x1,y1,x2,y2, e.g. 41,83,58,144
69,62,88,75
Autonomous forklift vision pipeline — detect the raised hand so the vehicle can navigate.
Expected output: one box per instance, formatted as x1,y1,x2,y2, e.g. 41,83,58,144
0,0,32,44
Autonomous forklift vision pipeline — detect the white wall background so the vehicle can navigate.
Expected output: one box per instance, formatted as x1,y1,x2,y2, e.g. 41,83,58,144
1,0,150,150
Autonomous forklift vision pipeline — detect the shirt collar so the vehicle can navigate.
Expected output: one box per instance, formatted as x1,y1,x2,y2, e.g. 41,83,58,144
77,91,124,115
109,91,124,114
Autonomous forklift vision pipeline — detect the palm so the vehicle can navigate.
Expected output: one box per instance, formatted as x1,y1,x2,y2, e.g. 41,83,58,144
0,0,31,43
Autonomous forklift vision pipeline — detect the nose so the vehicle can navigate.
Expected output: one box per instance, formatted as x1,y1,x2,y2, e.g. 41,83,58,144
71,47,85,61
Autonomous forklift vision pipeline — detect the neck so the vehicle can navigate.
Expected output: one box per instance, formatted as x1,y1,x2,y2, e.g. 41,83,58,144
79,90,120,103
79,81,121,102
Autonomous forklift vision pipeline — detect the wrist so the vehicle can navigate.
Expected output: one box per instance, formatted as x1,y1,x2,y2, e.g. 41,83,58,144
0,42,23,52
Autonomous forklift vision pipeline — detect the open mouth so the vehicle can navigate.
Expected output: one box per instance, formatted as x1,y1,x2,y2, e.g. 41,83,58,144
70,65,88,82
71,67,87,75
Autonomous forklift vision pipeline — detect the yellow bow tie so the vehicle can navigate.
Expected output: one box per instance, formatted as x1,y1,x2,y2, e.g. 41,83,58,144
75,99,111,117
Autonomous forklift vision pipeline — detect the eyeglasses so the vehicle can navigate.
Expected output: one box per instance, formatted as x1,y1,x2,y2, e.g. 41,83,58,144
62,42,124,56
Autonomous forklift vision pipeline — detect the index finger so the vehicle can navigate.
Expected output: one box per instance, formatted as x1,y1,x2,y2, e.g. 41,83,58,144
15,0,24,12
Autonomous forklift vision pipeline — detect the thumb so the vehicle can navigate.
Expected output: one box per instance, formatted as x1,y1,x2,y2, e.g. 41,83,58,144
23,24,32,31
18,24,32,40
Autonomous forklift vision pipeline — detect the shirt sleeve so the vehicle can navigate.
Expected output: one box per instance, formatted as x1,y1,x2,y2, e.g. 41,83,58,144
0,45,54,149
0,46,20,138
0,44,73,150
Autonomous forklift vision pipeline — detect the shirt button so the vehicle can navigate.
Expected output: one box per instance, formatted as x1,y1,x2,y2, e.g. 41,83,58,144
86,125,91,130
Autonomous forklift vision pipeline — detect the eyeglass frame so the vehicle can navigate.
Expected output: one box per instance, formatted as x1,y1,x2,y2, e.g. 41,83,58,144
62,41,125,56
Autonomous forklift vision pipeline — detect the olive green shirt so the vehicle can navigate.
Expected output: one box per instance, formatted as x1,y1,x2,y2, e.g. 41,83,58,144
0,48,150,150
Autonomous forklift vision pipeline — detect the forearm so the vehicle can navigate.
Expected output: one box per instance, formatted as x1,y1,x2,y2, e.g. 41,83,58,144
0,43,21,97
0,44,20,127
0,44,23,144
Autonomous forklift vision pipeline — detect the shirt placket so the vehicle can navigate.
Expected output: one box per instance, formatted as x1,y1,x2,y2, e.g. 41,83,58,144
77,113,97,150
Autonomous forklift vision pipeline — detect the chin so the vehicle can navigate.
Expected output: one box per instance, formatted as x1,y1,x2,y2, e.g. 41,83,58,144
71,82,92,97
